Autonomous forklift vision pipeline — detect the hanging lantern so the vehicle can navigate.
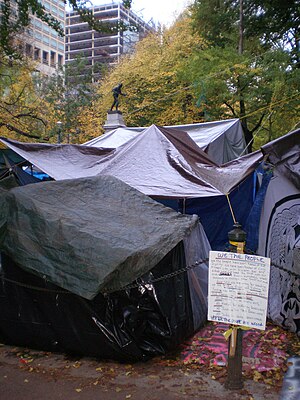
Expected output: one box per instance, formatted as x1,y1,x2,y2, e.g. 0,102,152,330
228,223,247,254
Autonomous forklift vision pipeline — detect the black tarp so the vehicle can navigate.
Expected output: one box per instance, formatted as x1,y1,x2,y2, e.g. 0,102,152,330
0,244,202,361
0,174,210,360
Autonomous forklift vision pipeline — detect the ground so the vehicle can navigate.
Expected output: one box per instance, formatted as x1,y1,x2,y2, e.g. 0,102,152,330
1,321,299,399
0,344,281,400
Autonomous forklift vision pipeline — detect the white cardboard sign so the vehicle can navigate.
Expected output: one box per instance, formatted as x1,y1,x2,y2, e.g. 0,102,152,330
208,251,270,330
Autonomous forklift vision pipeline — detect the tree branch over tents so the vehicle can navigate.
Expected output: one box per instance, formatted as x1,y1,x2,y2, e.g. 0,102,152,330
188,0,300,150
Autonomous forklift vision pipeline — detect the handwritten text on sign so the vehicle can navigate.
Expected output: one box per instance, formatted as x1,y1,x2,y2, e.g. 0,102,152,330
208,251,270,330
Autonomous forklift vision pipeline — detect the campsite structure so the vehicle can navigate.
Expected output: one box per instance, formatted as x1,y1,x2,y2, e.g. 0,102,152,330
0,174,209,360
0,121,299,359
85,118,246,164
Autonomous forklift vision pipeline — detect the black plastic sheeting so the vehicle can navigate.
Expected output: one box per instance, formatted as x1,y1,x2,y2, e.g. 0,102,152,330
0,241,206,362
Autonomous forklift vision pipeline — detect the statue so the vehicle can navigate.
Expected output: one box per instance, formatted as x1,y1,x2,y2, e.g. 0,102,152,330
110,83,126,112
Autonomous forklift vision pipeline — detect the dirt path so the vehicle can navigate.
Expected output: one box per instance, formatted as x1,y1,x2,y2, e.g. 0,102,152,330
0,345,280,400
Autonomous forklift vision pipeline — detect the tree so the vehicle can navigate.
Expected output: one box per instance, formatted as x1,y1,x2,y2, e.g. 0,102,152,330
243,0,300,68
0,0,133,57
189,0,300,150
0,54,53,140
89,15,206,135
35,56,101,143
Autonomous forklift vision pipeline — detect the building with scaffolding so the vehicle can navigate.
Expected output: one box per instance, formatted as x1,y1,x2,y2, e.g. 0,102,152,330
65,2,154,82
0,0,65,75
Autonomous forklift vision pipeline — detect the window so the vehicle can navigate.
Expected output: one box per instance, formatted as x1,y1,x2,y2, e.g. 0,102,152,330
42,50,49,65
25,43,32,56
50,51,56,66
34,47,40,61
58,54,63,66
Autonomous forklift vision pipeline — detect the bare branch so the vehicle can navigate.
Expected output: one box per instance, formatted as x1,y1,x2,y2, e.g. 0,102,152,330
249,112,266,134
224,101,237,117
0,122,41,139
3,84,28,106
15,113,47,126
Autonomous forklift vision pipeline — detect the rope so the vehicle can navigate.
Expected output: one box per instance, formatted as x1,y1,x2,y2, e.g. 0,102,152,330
0,277,71,294
238,110,274,157
226,194,237,224
103,258,208,294
0,258,209,295
124,50,298,122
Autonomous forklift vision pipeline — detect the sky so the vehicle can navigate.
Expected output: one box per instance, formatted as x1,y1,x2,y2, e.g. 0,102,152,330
90,1,191,27
131,0,191,26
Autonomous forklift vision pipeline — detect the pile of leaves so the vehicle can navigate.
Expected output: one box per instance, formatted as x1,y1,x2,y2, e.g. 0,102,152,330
158,321,300,388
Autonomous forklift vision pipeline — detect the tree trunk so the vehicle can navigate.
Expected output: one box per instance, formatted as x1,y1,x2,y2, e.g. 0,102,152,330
238,0,244,55
237,0,253,152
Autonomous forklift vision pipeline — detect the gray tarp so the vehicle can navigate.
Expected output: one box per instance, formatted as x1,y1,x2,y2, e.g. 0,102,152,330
0,125,262,198
84,118,246,164
261,128,300,190
0,175,199,299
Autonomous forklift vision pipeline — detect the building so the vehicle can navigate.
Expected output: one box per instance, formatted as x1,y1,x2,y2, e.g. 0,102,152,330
0,0,65,75
65,2,154,81
27,0,65,75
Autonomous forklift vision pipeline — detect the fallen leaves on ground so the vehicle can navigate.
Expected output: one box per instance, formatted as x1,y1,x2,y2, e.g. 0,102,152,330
158,321,299,388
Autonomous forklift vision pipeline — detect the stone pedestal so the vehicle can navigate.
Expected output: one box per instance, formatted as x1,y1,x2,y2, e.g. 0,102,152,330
103,111,126,132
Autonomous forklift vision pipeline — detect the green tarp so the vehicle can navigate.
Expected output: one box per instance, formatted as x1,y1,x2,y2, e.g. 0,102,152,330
0,175,198,299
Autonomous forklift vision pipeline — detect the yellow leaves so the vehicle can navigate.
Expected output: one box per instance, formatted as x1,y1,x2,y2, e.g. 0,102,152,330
0,57,52,141
253,370,266,383
85,15,205,136
75,388,82,393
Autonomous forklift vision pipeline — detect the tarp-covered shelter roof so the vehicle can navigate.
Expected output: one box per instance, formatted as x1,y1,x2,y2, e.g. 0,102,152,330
261,128,300,190
0,175,199,299
84,118,246,164
0,125,262,198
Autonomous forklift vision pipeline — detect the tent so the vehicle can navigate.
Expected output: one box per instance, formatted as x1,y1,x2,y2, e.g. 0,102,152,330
0,148,27,181
84,118,246,164
0,125,261,199
0,125,261,249
1,126,298,336
0,175,210,360
257,129,300,335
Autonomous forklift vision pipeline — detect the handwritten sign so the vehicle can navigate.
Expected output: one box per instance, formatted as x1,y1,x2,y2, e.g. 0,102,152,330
208,251,270,330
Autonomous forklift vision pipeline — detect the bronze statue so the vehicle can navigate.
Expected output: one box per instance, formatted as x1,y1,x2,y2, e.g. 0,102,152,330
110,83,126,111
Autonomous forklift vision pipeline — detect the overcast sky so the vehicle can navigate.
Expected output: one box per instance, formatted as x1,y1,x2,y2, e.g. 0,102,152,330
131,0,191,26
90,1,191,27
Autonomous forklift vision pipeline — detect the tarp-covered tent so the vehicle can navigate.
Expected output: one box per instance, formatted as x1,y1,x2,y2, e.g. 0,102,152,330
0,175,210,360
84,118,246,164
0,125,262,249
0,125,261,198
0,148,27,180
0,126,298,338
257,128,300,335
